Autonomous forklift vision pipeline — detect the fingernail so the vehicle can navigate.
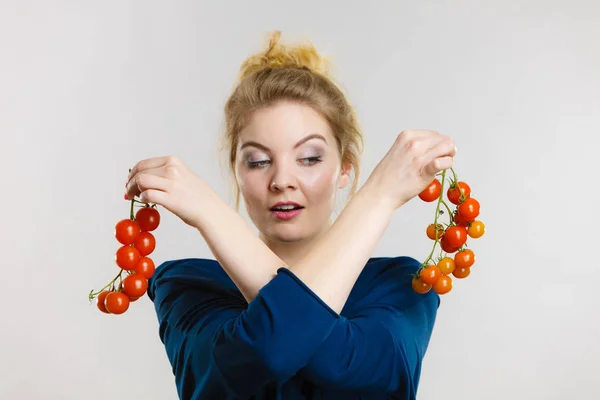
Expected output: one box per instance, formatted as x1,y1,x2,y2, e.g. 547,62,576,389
124,193,129,200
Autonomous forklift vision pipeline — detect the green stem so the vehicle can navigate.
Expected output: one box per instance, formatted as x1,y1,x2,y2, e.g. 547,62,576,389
130,198,135,220
440,199,454,224
88,269,123,301
420,170,448,270
450,167,458,183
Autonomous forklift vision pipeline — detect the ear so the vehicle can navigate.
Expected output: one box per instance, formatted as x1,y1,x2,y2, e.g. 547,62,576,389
337,161,352,189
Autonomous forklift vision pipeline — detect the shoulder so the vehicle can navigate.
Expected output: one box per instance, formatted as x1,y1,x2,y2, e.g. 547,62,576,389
146,257,242,303
344,255,440,314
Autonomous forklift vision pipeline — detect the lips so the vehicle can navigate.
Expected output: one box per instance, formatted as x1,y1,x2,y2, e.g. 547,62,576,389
271,208,304,220
269,201,304,211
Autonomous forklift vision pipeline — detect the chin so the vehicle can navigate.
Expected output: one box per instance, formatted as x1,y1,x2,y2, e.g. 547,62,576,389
261,224,307,243
269,228,305,243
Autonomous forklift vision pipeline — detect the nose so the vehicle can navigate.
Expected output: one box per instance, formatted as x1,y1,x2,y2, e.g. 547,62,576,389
269,163,296,191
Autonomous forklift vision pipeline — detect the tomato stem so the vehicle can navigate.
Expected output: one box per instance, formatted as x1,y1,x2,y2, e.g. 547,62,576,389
450,167,458,183
130,198,135,220
88,269,124,301
440,199,454,224
419,169,448,273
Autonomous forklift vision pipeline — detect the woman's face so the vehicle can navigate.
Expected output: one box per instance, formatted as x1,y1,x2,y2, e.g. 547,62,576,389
235,100,350,243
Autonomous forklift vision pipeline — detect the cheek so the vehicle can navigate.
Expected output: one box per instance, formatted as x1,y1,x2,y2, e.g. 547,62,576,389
237,173,263,205
300,167,338,200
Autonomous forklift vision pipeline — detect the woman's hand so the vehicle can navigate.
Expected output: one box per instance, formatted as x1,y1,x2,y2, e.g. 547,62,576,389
363,130,457,211
126,155,214,228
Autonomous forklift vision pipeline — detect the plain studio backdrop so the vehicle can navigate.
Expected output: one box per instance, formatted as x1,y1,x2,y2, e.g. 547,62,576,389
1,1,598,399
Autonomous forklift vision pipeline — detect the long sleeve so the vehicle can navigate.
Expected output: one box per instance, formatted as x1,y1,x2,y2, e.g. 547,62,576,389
298,257,440,397
147,259,339,399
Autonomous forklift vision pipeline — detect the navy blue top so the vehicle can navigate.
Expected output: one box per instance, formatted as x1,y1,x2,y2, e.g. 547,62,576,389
147,256,439,399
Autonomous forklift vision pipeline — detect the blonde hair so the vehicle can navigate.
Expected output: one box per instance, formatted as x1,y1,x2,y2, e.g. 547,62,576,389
219,30,364,212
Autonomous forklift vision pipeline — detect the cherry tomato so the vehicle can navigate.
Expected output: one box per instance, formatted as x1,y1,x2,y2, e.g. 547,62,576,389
444,226,468,248
454,249,475,268
468,220,485,238
447,181,471,205
453,212,470,227
114,219,140,245
418,179,442,202
458,198,480,221
97,291,111,314
122,274,148,298
440,235,460,253
105,292,130,314
412,277,431,294
134,257,156,279
420,265,441,285
134,231,156,256
128,296,140,302
136,207,160,232
115,245,141,270
426,224,445,240
452,266,471,279
433,275,452,294
437,257,455,275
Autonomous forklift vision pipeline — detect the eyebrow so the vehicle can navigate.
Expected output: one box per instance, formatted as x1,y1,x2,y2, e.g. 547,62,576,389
240,133,327,152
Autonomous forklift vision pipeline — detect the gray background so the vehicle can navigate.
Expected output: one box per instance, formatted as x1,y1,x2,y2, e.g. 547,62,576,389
1,1,598,399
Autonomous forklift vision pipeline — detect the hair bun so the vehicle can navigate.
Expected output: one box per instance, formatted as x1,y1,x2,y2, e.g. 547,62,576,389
238,30,332,81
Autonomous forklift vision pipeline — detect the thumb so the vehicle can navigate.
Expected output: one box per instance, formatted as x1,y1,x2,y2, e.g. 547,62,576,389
422,156,453,180
421,158,440,181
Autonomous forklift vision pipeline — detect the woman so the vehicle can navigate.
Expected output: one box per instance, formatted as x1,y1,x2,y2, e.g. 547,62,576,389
125,30,456,399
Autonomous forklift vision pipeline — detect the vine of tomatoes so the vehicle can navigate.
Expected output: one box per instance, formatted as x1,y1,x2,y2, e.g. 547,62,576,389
88,169,161,315
412,168,485,295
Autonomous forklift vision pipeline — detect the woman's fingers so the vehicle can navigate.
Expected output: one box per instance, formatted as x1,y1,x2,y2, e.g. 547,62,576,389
127,156,174,182
126,172,172,200
421,138,456,177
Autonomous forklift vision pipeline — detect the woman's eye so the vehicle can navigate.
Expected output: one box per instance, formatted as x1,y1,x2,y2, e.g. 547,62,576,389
247,160,270,169
301,156,322,165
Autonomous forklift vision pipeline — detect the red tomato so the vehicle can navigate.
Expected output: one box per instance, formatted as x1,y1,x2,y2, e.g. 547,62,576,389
433,275,452,294
453,212,470,227
447,181,471,205
122,274,148,298
134,257,156,279
105,292,130,314
418,180,442,202
136,207,160,232
458,198,480,221
440,235,460,253
426,224,444,240
412,277,431,294
114,219,140,245
134,232,156,256
452,266,471,279
444,226,468,248
420,265,441,285
115,245,141,270
468,220,485,238
97,291,111,314
454,249,475,268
